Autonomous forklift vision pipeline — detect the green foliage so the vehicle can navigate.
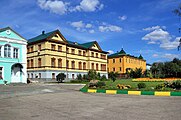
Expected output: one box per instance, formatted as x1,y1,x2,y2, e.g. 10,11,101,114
144,70,153,78
97,72,101,80
56,73,66,83
171,80,181,90
155,84,164,90
155,80,181,90
100,75,107,81
108,72,119,82
128,68,143,78
151,58,181,78
137,83,146,89
96,81,106,88
87,70,97,80
77,74,83,80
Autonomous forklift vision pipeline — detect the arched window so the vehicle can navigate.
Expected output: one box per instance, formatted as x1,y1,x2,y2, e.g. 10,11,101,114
79,62,82,70
38,58,41,67
58,58,62,68
4,44,11,58
83,62,86,70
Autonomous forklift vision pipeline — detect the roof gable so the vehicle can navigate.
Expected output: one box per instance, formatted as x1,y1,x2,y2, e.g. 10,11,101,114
0,27,25,40
28,30,67,43
80,41,102,51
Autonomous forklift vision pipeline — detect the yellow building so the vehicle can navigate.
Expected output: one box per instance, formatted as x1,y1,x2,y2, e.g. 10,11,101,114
27,30,108,81
108,49,146,77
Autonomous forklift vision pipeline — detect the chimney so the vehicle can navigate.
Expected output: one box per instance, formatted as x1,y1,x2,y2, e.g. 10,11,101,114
42,31,45,35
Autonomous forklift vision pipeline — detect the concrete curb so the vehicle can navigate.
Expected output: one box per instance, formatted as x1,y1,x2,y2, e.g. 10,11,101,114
80,89,181,96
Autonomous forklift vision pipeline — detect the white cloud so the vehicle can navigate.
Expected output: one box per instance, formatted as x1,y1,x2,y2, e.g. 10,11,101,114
118,15,127,21
70,21,95,33
162,53,180,60
143,25,166,31
37,0,68,15
89,29,95,33
152,54,158,57
72,0,104,12
85,23,92,28
37,0,104,15
70,21,85,28
142,28,180,50
107,50,114,54
99,25,122,32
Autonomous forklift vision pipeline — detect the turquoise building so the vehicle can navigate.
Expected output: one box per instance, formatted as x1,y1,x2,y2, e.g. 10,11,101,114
0,27,27,84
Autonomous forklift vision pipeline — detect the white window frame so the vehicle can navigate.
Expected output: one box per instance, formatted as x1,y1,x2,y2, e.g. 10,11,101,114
4,44,11,58
13,48,19,58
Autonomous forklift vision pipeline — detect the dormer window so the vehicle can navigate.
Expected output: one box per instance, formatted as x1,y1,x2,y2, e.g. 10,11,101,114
4,44,11,58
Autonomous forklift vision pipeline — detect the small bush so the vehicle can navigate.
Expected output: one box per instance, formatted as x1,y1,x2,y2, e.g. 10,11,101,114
77,74,83,80
100,75,107,81
171,80,181,90
56,73,66,83
155,84,164,90
96,81,106,88
137,83,146,89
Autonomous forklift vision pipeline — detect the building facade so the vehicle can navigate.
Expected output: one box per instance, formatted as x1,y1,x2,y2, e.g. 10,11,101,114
27,30,108,81
108,49,146,77
0,27,27,84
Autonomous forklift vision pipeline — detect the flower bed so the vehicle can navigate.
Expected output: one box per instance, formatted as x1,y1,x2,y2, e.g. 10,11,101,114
132,78,181,82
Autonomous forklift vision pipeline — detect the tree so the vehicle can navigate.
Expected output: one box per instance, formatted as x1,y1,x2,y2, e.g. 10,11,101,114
150,58,181,78
108,72,119,82
56,73,66,83
87,70,98,80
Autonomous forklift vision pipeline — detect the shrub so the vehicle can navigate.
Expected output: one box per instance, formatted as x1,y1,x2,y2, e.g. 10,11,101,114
56,73,66,83
83,74,89,81
87,70,97,80
171,80,181,90
108,72,119,82
96,81,106,88
97,72,101,80
100,75,107,81
137,83,146,89
155,84,164,90
77,74,83,80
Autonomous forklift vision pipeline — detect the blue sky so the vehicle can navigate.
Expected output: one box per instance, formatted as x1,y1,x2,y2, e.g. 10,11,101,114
0,0,180,64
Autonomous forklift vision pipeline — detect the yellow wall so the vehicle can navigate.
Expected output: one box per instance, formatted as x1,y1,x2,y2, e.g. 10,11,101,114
108,56,146,74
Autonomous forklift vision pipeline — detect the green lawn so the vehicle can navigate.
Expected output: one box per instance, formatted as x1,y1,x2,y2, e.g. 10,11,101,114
82,79,166,91
104,79,165,90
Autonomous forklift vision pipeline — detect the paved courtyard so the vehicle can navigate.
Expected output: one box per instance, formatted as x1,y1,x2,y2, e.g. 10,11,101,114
0,83,181,120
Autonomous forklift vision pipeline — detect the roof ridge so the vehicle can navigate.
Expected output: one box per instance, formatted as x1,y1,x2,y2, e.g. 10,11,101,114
28,29,58,42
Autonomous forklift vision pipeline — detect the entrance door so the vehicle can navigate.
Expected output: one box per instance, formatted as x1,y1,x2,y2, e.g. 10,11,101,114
11,66,21,83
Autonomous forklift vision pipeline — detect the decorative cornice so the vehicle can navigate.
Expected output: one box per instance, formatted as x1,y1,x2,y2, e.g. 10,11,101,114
0,37,27,45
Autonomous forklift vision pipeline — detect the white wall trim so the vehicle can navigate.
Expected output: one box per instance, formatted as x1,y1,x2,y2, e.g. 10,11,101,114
0,37,27,45
0,60,26,64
